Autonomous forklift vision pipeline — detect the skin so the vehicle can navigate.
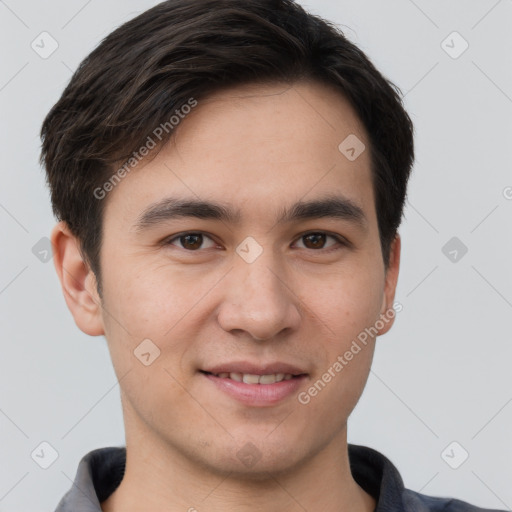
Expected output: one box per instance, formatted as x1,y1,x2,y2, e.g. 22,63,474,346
51,80,400,512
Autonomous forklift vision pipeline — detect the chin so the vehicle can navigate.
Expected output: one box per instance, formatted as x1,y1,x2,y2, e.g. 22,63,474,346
192,433,311,480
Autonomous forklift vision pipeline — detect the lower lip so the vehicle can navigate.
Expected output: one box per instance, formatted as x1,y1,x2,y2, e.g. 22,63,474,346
201,372,308,406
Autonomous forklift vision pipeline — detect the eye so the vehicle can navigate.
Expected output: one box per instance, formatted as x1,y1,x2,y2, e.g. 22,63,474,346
293,231,346,252
165,232,217,251
163,231,347,252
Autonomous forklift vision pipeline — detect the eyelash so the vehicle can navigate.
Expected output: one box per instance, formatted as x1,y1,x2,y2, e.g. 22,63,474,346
163,231,348,253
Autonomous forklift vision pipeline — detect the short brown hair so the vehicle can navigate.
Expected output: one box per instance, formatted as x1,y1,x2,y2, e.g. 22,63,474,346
40,0,414,296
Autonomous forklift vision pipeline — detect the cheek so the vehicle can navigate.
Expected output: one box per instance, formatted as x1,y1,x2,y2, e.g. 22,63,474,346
304,265,384,344
100,260,237,388
297,289,377,426
98,268,190,381
300,344,375,432
101,260,203,337
118,358,215,444
295,266,381,409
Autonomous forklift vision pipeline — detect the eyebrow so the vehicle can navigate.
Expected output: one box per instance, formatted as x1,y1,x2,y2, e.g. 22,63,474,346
132,194,368,232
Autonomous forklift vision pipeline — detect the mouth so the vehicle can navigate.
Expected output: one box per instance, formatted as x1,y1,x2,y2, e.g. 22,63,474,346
199,368,309,406
199,370,306,384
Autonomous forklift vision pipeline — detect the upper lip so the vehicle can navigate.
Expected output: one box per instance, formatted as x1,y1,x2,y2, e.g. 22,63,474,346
201,361,308,376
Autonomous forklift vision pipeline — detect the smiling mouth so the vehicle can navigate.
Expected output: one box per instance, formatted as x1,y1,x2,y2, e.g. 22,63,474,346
199,370,307,385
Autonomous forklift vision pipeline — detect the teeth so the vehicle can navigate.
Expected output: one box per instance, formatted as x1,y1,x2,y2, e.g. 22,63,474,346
211,372,295,384
243,373,260,384
258,374,277,384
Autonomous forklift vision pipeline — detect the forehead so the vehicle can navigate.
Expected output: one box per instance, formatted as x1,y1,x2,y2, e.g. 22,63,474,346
173,80,368,169
103,80,376,230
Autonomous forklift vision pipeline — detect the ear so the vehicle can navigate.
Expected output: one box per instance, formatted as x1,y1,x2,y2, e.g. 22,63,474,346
377,233,401,336
51,221,105,336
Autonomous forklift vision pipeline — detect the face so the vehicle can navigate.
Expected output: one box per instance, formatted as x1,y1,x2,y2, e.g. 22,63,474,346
56,80,400,478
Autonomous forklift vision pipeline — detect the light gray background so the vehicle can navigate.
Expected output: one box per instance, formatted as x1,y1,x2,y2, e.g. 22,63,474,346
1,0,511,511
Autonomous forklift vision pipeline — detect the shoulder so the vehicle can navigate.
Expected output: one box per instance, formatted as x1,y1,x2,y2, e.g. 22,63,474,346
403,486,506,512
348,444,505,512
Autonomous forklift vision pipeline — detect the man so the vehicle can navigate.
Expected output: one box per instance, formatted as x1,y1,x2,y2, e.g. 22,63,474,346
40,0,504,510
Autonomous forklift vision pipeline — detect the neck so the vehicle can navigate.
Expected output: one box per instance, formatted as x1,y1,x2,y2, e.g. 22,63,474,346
101,409,375,512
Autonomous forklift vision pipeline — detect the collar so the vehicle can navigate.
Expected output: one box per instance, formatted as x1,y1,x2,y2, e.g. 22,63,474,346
54,443,499,512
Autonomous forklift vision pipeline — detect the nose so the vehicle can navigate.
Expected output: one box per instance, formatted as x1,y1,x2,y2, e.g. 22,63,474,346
216,248,301,341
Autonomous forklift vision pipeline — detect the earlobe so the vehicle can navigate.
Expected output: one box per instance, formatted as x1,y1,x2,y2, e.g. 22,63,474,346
51,221,105,336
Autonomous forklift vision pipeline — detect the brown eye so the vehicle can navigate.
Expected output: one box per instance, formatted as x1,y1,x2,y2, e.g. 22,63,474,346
295,232,344,251
166,232,216,251
180,234,203,250
302,233,326,249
